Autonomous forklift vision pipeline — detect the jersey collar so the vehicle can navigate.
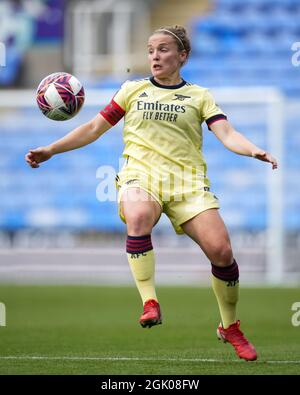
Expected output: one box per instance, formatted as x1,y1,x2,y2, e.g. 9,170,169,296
150,76,187,90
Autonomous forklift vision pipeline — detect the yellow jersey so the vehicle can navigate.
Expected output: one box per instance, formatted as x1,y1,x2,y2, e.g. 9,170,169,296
100,77,227,191
100,77,226,233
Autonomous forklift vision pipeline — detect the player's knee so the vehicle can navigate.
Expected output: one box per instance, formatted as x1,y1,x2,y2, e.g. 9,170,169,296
212,243,233,267
125,209,155,236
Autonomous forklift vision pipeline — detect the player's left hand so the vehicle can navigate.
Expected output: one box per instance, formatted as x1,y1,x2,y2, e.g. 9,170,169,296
252,149,278,170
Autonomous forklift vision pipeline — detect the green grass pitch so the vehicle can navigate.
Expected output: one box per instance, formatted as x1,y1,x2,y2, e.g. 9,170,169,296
0,285,299,375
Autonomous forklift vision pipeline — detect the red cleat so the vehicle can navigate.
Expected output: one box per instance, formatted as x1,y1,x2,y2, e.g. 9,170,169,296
217,320,257,361
139,299,162,328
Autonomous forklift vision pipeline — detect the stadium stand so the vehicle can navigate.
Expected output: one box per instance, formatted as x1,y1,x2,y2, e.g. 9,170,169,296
0,1,35,85
185,0,300,96
0,0,299,236
0,0,64,86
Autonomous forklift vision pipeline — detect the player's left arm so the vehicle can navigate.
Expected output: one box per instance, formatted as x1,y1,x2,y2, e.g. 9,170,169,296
210,119,278,170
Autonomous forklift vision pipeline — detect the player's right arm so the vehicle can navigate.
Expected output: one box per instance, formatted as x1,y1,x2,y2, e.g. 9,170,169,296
25,113,113,168
26,81,128,168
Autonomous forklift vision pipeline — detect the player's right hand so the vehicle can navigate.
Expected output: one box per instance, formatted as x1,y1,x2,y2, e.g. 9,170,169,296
25,146,53,168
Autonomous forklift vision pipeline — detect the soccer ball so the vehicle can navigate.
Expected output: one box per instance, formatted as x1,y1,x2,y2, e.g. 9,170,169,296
36,72,85,121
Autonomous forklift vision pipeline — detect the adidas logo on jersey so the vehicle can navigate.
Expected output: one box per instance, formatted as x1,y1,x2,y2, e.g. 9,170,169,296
139,92,148,98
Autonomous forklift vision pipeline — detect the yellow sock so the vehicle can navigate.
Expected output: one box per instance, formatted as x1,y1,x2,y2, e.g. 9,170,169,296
126,235,157,304
211,260,239,329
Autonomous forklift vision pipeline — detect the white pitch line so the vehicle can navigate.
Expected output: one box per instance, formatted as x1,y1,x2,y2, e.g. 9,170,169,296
0,356,300,364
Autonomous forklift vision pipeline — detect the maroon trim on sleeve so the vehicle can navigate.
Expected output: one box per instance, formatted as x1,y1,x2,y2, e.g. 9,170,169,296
100,99,125,125
206,114,227,130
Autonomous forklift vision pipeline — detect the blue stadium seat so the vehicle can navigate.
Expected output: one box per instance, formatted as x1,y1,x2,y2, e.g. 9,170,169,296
1,1,300,232
0,46,22,86
189,0,300,97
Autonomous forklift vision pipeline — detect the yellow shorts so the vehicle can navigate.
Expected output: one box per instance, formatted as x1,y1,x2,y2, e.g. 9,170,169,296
116,156,220,234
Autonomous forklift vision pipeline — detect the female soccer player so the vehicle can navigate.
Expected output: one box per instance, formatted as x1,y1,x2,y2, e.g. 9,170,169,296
26,25,277,361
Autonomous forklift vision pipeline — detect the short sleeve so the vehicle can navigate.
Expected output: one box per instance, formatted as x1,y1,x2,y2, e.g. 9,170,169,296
201,89,227,130
111,80,129,112
99,81,128,125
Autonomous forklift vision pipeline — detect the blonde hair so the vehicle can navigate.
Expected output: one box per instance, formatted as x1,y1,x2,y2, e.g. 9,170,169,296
154,25,191,58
